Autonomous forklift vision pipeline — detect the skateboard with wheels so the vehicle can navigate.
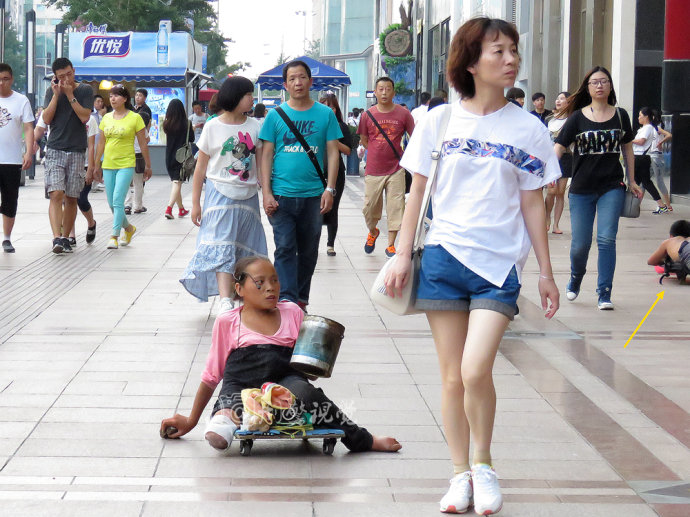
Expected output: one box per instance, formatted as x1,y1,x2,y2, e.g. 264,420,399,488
234,428,345,456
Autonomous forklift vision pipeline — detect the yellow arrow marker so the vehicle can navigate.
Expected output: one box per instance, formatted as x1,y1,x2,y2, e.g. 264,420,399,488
624,291,665,348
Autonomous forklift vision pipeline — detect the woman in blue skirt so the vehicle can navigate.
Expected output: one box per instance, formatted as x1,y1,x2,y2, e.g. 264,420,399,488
180,77,268,312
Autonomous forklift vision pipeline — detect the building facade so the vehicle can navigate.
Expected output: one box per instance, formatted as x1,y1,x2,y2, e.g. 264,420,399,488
314,0,377,113
409,0,640,115
8,1,65,101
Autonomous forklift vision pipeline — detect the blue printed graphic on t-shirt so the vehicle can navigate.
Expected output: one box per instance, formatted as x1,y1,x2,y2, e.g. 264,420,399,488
259,102,342,197
441,138,546,178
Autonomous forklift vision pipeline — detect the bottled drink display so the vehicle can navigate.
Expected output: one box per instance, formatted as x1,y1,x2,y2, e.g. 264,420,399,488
157,21,169,65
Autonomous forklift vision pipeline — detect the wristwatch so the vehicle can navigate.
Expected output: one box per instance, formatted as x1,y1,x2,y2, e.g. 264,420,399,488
70,98,78,104
325,187,336,196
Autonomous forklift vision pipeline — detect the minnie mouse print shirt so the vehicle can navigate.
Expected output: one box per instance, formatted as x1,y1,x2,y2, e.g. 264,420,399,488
197,116,263,200
555,108,633,195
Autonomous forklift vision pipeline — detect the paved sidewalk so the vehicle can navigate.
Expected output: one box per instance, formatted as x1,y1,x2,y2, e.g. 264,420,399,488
1,168,689,516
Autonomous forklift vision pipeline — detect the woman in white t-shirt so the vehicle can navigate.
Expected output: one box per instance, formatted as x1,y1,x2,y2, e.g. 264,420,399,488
631,107,667,213
544,91,572,234
386,18,560,516
180,77,268,313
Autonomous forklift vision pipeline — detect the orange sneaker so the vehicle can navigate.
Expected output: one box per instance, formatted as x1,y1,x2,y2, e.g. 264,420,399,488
364,228,380,254
385,245,396,257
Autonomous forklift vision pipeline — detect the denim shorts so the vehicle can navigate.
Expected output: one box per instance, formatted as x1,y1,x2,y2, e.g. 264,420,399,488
415,245,521,320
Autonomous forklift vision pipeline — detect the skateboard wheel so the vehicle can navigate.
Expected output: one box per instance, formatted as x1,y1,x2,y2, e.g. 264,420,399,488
240,440,253,456
322,438,336,455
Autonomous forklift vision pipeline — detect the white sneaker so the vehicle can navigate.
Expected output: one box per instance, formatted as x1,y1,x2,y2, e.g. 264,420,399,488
598,299,614,310
471,464,502,515
440,470,473,514
219,297,235,313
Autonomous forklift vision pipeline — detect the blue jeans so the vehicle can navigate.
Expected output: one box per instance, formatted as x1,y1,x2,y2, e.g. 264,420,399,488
416,245,520,320
568,186,624,295
268,195,322,304
103,167,134,236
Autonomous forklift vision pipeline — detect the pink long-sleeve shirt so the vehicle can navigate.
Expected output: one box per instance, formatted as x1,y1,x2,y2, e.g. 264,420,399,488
201,301,304,389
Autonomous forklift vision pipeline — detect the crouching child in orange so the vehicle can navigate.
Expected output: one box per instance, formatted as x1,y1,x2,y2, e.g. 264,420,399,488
160,256,402,453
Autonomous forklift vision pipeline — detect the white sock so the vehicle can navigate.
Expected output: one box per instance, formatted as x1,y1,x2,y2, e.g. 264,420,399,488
3,235,10,242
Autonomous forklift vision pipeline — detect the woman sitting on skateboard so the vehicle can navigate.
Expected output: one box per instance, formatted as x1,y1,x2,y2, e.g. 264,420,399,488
160,256,402,453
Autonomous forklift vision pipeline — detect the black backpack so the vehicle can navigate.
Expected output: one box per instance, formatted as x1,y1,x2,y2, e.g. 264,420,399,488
659,256,689,285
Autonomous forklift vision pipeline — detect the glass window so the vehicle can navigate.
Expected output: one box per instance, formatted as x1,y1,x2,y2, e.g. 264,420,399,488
428,18,450,95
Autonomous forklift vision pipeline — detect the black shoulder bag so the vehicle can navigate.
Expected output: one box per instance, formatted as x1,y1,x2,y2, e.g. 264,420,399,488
274,107,327,188
365,109,412,193
175,121,196,182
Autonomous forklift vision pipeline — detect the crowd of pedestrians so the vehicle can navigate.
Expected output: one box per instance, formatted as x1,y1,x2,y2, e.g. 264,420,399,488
0,17,682,514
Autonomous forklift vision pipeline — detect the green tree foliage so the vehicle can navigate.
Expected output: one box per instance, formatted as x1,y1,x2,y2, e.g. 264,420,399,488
306,39,320,59
210,61,251,86
47,0,229,76
2,23,27,92
275,50,291,67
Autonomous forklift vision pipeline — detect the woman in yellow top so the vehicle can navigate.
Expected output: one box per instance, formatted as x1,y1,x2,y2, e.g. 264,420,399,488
94,85,152,249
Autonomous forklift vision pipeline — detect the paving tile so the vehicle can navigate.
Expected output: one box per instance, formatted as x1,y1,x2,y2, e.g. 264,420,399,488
42,407,171,424
142,501,313,517
0,501,144,516
0,457,158,477
0,407,46,422
53,394,180,409
15,438,163,458
155,457,312,478
0,421,36,438
310,458,450,479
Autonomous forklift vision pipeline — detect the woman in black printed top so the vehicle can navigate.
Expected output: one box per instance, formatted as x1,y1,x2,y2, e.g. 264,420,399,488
554,66,643,310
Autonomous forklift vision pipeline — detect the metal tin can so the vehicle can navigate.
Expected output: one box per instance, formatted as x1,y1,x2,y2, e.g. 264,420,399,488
290,315,345,378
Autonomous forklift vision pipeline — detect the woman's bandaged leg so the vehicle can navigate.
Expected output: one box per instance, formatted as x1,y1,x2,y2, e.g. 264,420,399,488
204,412,238,450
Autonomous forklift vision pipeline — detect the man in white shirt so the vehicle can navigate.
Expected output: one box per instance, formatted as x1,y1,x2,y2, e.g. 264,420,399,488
0,63,34,253
90,94,107,192
189,101,208,141
410,92,431,125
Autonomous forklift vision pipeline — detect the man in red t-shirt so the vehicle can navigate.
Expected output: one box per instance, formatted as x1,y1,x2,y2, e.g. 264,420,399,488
357,77,415,257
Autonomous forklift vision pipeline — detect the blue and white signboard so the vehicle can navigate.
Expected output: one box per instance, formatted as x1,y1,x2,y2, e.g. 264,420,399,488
83,33,133,59
69,32,191,81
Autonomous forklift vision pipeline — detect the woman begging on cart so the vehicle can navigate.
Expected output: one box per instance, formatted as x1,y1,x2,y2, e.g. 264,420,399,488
161,256,401,454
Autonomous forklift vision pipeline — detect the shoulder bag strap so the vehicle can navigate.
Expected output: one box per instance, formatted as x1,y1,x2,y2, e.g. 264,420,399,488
412,105,452,249
615,107,625,139
615,107,639,187
185,117,191,144
366,109,402,161
275,106,327,188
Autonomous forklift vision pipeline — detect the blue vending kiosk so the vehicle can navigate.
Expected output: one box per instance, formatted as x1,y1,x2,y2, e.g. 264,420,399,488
69,25,211,174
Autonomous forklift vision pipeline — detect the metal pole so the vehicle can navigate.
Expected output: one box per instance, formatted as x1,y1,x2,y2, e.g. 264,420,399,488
26,10,36,179
55,23,67,59
0,0,6,62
